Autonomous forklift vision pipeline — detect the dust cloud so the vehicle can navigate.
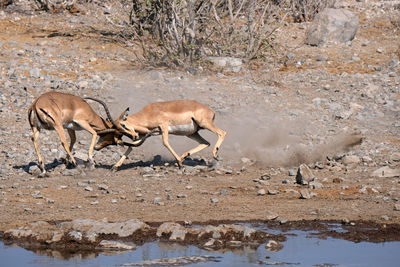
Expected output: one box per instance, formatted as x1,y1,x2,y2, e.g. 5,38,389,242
217,110,362,167
105,74,362,167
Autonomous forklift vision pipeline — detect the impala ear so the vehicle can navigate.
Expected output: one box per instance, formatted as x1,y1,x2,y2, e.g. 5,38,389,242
118,107,129,121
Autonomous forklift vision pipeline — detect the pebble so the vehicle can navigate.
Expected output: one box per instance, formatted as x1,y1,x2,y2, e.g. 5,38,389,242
257,189,266,196
300,189,311,199
210,198,219,203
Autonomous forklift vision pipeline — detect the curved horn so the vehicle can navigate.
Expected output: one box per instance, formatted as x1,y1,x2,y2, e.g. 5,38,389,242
84,97,119,129
121,130,159,147
96,128,116,135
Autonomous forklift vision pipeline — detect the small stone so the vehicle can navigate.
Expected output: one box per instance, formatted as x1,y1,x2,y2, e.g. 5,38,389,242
267,189,279,195
342,155,360,165
99,240,136,250
372,166,400,178
266,212,279,220
296,164,314,185
85,186,93,192
211,198,219,203
153,197,162,205
265,240,283,252
98,184,109,190
309,181,323,189
391,152,400,162
204,238,215,247
257,189,266,196
381,215,389,221
333,177,343,183
279,218,288,224
68,231,82,241
394,204,400,211
300,189,311,199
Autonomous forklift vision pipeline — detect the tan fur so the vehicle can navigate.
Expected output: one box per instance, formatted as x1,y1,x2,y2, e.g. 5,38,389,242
28,92,112,176
97,100,226,169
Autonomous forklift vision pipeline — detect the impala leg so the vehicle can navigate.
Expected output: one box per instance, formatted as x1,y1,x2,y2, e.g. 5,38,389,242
66,129,76,164
160,125,183,167
75,120,97,168
31,126,47,177
200,122,226,159
112,147,133,171
181,132,210,160
54,125,77,167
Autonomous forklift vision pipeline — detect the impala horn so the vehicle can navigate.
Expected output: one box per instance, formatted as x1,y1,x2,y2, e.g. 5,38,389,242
84,97,130,136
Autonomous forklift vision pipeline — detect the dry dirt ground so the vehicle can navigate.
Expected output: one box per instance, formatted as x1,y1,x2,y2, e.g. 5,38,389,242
0,1,400,238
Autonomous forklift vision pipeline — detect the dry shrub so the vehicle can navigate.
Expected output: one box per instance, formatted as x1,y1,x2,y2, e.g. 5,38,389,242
388,5,400,29
285,0,337,22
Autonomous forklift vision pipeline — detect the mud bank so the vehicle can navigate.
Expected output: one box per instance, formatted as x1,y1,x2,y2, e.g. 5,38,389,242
2,219,400,257
1,219,284,254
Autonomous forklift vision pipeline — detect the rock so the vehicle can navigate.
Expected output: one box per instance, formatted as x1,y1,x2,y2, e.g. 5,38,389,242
28,165,42,176
156,222,187,241
265,240,283,252
257,189,266,196
98,240,136,250
204,238,215,247
306,8,359,46
394,204,400,211
372,166,400,178
48,231,64,243
288,168,296,176
279,218,288,224
68,231,83,241
300,189,312,199
309,181,323,189
61,219,150,241
267,189,279,195
30,68,41,78
140,167,154,176
77,80,89,89
391,152,400,162
98,184,109,190
153,197,163,205
296,164,314,185
125,255,222,266
342,155,360,165
265,212,279,220
210,198,219,203
207,56,243,72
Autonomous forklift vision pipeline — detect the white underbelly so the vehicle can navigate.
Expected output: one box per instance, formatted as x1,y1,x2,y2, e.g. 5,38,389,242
63,121,84,131
168,122,198,135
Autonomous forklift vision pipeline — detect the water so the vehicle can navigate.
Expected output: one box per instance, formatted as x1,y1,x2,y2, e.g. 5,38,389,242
1,227,400,267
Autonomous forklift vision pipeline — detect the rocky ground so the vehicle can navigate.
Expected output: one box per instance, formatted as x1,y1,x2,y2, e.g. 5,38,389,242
0,0,400,250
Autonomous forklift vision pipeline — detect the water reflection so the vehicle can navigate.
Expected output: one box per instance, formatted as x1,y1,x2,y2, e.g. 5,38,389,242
1,224,400,267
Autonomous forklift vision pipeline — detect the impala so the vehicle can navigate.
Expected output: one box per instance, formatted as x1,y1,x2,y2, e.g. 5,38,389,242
92,99,227,170
28,91,145,177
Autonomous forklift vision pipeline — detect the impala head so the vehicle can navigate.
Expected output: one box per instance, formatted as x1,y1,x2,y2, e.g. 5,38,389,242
95,107,139,150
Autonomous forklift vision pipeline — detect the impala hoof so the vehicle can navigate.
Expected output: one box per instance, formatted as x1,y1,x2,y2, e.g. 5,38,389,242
213,155,221,161
38,171,48,178
111,166,119,172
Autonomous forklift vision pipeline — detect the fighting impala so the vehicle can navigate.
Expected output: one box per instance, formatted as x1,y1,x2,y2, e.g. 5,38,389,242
93,99,227,170
28,91,146,177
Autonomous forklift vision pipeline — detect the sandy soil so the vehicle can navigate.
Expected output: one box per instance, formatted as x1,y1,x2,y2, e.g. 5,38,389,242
0,1,400,235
